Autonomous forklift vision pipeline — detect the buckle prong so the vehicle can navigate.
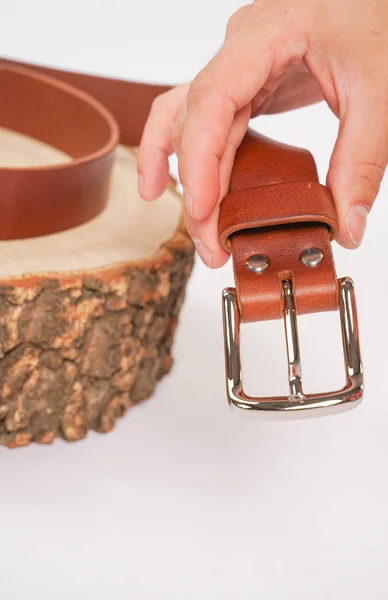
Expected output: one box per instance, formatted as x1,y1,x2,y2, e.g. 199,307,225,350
283,280,304,399
222,277,363,419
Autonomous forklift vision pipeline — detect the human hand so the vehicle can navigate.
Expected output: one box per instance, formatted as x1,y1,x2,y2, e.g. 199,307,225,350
138,0,388,268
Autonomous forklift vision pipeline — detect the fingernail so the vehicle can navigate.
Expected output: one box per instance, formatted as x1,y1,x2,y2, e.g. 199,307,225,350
346,205,369,247
138,172,145,198
183,187,194,217
192,238,213,268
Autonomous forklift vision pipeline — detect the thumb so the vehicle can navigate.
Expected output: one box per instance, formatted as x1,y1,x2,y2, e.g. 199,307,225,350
326,87,388,249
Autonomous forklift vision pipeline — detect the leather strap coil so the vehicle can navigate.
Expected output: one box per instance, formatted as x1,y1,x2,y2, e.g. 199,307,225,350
0,64,119,240
0,57,170,240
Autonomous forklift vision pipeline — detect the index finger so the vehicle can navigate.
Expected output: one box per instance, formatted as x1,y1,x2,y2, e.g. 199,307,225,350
177,8,275,221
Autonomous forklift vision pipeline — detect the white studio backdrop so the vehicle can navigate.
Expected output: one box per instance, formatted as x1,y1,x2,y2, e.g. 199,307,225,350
1,1,388,599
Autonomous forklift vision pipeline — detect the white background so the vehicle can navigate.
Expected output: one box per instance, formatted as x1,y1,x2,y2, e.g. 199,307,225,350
1,1,388,598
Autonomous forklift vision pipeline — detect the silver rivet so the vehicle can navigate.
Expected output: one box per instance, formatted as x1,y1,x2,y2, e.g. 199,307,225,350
245,254,270,273
300,247,324,267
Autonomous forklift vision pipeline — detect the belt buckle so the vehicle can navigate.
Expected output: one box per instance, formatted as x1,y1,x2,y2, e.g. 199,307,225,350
222,277,363,418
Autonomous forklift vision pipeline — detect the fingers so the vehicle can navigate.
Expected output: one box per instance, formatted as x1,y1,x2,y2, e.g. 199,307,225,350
137,1,310,269
215,105,251,203
137,84,189,201
224,4,252,39
183,105,251,268
136,80,248,268
137,3,253,207
177,5,286,222
326,84,388,248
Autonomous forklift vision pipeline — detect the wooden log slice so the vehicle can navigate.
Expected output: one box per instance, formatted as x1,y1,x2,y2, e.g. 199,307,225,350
0,127,194,448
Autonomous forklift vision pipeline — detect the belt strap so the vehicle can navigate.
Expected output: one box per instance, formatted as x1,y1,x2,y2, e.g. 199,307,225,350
219,130,339,322
0,58,169,240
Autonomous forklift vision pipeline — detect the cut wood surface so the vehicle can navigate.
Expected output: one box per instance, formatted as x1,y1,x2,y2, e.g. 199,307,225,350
0,127,194,448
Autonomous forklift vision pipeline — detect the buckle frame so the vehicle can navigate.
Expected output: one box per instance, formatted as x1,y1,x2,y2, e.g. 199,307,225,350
222,277,363,418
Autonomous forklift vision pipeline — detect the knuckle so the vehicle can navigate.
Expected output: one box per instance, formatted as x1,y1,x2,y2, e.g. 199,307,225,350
150,88,181,114
225,5,251,36
187,68,229,113
250,1,308,56
150,93,166,114
187,73,213,107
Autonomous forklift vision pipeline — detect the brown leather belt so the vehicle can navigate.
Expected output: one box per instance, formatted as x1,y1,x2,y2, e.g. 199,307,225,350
0,57,363,417
0,58,170,240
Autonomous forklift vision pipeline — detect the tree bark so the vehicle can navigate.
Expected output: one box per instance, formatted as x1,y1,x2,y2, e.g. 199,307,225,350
0,231,194,448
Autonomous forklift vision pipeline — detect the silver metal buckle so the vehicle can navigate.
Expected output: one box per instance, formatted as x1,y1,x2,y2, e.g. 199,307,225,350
222,278,363,418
